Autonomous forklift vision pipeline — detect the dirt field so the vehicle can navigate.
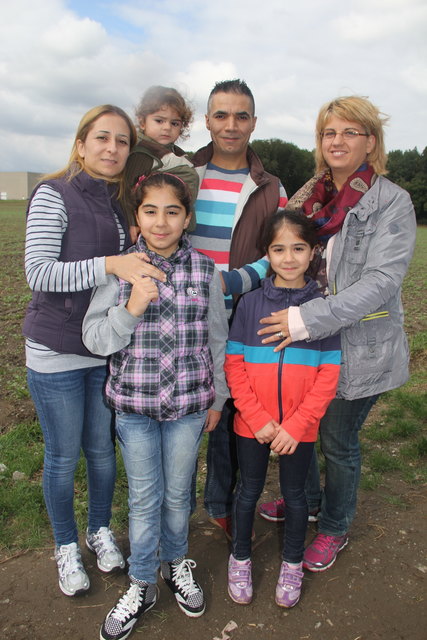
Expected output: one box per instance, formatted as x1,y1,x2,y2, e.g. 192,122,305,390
1,472,426,640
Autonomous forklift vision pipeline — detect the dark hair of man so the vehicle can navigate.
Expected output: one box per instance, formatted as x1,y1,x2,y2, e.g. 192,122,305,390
207,79,255,116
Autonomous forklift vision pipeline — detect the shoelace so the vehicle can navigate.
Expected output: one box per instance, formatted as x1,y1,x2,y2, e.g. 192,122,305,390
230,562,251,586
56,544,83,577
313,534,340,552
111,584,143,620
90,528,117,557
172,559,200,596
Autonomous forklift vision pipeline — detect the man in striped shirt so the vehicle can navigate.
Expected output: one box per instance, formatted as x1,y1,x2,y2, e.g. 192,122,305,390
190,79,288,538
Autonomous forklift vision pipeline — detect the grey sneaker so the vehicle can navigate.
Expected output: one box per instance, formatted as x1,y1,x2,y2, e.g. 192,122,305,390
86,527,125,573
100,577,158,640
55,542,90,596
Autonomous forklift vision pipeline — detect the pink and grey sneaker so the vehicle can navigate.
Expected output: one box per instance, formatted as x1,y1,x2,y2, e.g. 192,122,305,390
275,561,304,608
227,554,252,605
258,498,319,523
303,533,348,572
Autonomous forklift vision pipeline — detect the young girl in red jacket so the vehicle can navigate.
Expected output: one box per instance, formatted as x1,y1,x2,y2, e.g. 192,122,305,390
224,210,341,608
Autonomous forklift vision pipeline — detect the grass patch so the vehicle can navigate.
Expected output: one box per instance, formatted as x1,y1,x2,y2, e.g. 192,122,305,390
0,210,426,552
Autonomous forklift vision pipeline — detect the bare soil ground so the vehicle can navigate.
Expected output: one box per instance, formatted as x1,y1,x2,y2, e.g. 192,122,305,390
1,474,426,640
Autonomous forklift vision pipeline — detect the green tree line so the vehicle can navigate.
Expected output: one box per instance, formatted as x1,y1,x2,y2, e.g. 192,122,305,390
250,139,427,223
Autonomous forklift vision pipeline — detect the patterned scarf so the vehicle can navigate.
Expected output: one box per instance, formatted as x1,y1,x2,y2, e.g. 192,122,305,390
286,163,377,292
287,163,376,243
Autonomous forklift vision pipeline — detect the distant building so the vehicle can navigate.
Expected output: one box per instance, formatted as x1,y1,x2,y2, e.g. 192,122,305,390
0,172,44,200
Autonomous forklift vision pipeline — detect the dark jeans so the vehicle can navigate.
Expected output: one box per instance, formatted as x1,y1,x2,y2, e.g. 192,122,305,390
233,435,315,563
203,399,238,518
306,395,379,536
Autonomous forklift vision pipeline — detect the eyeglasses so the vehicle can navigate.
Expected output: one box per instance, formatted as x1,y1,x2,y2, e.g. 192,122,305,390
321,128,370,141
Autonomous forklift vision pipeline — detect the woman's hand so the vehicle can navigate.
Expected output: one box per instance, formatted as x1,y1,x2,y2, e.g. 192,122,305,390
106,253,166,284
204,409,222,432
270,428,299,455
257,308,292,352
125,276,159,317
129,225,140,244
254,420,280,444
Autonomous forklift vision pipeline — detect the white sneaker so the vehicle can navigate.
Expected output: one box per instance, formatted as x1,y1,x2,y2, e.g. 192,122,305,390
86,527,125,573
55,542,90,596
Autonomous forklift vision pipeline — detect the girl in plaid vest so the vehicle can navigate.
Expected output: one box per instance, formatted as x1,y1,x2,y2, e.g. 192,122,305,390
83,173,228,640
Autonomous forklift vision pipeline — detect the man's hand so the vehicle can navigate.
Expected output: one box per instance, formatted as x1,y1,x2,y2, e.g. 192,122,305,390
257,309,292,352
204,409,222,432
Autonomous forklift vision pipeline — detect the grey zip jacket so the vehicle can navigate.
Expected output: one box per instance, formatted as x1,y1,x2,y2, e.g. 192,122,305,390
299,176,416,400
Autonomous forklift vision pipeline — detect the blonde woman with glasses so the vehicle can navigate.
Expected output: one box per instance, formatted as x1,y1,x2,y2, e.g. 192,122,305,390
257,95,416,572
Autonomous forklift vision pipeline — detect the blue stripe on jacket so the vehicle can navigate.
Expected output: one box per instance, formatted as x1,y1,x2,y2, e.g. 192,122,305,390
226,341,341,367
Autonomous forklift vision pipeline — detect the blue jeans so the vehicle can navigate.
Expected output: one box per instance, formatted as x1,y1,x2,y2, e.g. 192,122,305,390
305,395,379,536
233,436,315,563
116,410,206,583
27,366,116,546
203,399,237,518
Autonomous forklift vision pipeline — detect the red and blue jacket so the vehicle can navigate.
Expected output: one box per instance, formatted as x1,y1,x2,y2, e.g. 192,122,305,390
224,276,341,442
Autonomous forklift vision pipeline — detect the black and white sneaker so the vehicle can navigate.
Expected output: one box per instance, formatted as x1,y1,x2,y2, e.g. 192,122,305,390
161,557,205,617
100,577,158,640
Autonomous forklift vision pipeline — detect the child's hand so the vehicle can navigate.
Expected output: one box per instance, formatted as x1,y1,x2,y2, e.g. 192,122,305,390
204,409,222,432
254,420,280,444
126,277,159,317
270,428,299,455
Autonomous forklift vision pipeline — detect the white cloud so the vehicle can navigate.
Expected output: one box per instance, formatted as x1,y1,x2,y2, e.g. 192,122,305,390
41,15,107,57
0,0,426,173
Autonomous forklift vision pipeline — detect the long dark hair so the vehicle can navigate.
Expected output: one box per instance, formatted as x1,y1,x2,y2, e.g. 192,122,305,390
132,172,192,218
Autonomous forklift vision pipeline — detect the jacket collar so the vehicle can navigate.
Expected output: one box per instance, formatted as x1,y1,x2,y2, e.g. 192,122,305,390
135,232,192,273
192,142,270,187
349,175,382,222
71,169,116,196
261,274,319,305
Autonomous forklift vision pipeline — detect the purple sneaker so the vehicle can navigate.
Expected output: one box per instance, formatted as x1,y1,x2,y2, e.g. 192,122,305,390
303,533,348,572
275,561,304,608
228,554,252,605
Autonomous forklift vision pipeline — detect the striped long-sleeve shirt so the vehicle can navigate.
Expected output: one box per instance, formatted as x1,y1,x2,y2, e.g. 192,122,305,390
191,161,287,317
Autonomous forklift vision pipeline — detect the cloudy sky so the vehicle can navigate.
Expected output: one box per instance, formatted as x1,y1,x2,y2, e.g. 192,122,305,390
1,0,426,173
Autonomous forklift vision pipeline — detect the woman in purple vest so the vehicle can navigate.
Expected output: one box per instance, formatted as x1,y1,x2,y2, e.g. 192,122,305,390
23,104,164,598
